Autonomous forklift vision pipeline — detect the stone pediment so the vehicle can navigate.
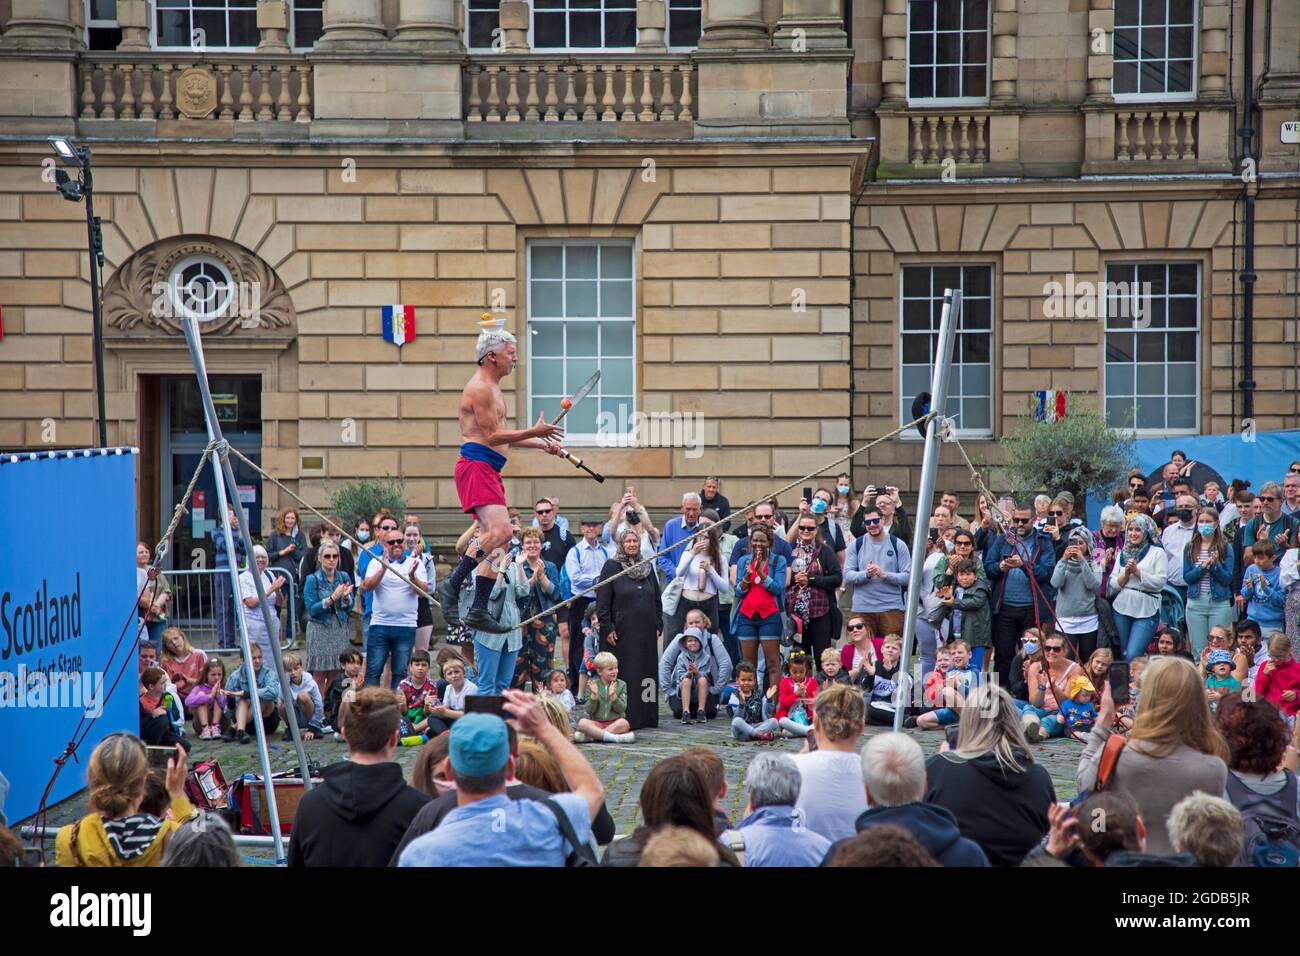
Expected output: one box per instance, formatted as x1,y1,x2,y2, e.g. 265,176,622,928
103,236,296,345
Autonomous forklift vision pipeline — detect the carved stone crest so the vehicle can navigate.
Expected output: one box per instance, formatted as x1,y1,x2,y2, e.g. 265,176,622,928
104,236,296,339
176,67,217,118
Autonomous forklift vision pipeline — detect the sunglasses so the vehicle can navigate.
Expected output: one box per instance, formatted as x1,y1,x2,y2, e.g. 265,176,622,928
1044,646,1064,653
1260,496,1277,502
847,623,867,631
798,525,817,532
321,554,338,559
535,508,553,515
863,518,881,526
1049,510,1065,517
387,538,405,546
1013,517,1031,524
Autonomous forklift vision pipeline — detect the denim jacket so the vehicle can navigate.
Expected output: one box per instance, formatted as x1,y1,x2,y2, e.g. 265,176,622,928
304,568,354,624
1182,548,1234,604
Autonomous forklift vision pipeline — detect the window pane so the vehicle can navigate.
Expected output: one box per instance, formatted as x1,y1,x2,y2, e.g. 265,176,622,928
600,398,632,429
668,10,700,47
231,11,258,45
157,9,189,44
1115,0,1139,27
1136,333,1163,363
599,281,632,318
1113,61,1138,94
936,0,961,30
566,358,600,392
1105,333,1135,362
533,246,563,279
1134,398,1163,430
910,32,934,66
468,12,498,48
535,12,566,46
1105,363,1134,395
532,322,563,357
192,11,227,46
1169,0,1194,22
1140,0,1163,25
566,402,599,435
1169,26,1193,58
531,281,563,318
1168,298,1196,328
1137,263,1165,295
532,358,564,395
910,0,934,31
1143,298,1166,329
1140,61,1165,94
607,11,636,46
1114,27,1138,60
1169,263,1197,294
901,366,931,403
903,268,930,297
1167,398,1196,429
601,320,633,354
1140,26,1165,58
535,397,563,423
960,332,990,364
962,66,985,97
910,68,934,99
963,266,991,297
962,299,992,330
902,335,931,364
963,363,990,396
90,0,118,18
1135,364,1164,395
567,245,597,278
601,358,634,392
1106,399,1134,428
933,266,961,292
1168,60,1193,92
962,0,987,29
1167,332,1196,362
601,244,633,278
934,66,961,98
936,32,961,65
903,299,930,330
567,322,598,356
567,281,597,318
1167,363,1197,395
294,10,322,46
962,398,990,432
570,12,601,46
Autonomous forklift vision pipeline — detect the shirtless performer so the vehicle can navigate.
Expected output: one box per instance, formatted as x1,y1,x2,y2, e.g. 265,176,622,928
437,315,565,633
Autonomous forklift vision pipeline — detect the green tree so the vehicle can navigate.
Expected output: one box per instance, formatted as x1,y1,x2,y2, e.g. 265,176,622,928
999,394,1135,523
329,476,407,535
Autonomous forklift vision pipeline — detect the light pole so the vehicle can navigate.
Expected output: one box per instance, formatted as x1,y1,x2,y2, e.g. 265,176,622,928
48,136,108,449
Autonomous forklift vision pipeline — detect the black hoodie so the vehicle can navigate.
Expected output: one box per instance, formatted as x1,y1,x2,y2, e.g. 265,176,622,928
924,748,1055,867
288,760,431,867
823,802,990,866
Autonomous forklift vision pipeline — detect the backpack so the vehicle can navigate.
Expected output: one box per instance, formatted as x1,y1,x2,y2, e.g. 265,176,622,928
1158,585,1185,631
542,798,598,867
1225,771,1300,867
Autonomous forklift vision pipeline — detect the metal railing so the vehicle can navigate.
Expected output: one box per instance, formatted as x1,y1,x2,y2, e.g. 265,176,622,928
165,567,297,654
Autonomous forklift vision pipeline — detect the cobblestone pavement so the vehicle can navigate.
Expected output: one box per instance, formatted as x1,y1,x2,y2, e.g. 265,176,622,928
31,699,1084,858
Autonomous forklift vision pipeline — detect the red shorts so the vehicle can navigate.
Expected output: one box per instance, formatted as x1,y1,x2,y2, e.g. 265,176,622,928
454,456,507,514
589,719,617,730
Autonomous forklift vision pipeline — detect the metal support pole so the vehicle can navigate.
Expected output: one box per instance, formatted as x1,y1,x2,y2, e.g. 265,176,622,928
179,316,313,863
82,153,108,449
893,289,961,732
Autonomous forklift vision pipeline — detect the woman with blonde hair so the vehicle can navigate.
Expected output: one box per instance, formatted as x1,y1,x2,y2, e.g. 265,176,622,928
159,626,207,701
56,734,193,867
267,506,308,639
1078,656,1229,854
923,683,1056,866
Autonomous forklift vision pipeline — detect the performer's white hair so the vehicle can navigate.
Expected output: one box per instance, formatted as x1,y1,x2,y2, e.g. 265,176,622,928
476,326,517,364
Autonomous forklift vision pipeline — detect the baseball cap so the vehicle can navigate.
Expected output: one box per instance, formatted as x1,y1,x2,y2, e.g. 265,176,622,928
449,713,510,776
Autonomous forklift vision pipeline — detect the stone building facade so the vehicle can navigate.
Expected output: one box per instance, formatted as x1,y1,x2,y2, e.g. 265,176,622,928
0,0,1297,551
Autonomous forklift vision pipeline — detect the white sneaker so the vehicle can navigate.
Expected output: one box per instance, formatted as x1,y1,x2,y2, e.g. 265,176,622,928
615,732,636,743
573,731,590,743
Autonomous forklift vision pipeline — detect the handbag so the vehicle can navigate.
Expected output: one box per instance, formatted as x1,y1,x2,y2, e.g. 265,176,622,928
661,573,685,616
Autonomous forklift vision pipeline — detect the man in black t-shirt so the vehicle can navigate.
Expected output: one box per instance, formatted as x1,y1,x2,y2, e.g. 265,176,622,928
701,476,731,520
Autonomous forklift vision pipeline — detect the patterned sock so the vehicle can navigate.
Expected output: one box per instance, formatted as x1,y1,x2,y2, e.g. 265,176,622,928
447,552,477,593
471,573,495,611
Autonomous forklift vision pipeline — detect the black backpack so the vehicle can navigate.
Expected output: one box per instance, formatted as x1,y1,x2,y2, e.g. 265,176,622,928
1225,771,1300,867
543,798,599,867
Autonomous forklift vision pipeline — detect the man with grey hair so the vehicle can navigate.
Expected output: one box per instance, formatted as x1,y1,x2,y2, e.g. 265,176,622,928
720,753,830,867
819,733,988,867
658,492,704,631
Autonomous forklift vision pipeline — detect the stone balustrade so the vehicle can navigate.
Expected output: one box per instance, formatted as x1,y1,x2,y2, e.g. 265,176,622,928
906,112,991,165
1114,108,1199,162
464,55,695,123
77,54,313,122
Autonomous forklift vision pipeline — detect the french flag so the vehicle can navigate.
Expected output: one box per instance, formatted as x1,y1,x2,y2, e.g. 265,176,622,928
381,304,416,347
1034,390,1067,423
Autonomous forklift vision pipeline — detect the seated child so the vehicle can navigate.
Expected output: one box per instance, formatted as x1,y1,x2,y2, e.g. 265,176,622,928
185,657,228,740
661,625,720,724
1116,655,1146,731
912,640,974,730
1204,649,1242,711
222,644,280,743
140,666,191,752
1242,540,1286,633
1255,633,1300,719
575,652,636,743
819,647,853,686
939,559,992,672
546,669,577,727
923,646,953,706
724,661,781,741
863,634,904,726
1041,674,1097,741
430,655,476,728
397,649,447,746
324,649,363,737
279,651,326,741
773,650,818,738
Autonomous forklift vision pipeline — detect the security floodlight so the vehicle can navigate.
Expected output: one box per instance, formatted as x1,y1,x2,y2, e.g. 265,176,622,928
49,136,81,164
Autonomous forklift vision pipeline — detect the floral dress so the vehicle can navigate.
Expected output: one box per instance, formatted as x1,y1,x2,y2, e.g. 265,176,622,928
513,559,562,691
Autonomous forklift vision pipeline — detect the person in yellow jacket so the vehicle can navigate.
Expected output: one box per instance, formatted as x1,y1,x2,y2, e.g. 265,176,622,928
56,734,193,867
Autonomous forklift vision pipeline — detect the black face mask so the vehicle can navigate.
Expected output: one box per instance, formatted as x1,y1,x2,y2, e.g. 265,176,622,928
1176,508,1194,522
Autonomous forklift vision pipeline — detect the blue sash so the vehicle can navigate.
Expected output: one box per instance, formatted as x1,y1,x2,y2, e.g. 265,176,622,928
460,442,507,472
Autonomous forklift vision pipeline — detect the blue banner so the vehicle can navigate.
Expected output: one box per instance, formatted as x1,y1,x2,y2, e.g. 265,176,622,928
0,450,138,824
1084,429,1300,526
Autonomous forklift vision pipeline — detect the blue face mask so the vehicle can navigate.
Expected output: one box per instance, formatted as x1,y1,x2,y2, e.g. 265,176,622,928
1023,642,1039,655
837,485,850,495
811,499,828,515
1197,523,1216,536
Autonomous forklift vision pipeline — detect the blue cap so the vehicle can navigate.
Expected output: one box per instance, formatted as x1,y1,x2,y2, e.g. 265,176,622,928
1206,649,1233,667
449,713,510,776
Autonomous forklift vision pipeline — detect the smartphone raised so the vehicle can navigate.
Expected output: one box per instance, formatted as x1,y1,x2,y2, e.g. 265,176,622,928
146,745,176,773
803,486,813,503
944,725,960,749
463,694,507,717
1108,662,1131,705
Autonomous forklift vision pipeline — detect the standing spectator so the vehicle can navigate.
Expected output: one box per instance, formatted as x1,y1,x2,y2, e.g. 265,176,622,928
303,541,355,693
939,491,970,531
1095,505,1127,579
266,507,307,637
564,517,610,688
729,500,794,566
1242,540,1287,634
700,475,731,520
55,735,192,868
1282,543,1300,652
843,506,911,645
398,694,605,867
135,541,171,645
211,505,247,650
239,545,285,658
852,485,912,543
605,488,660,557
722,753,830,867
1043,493,1085,558
925,684,1055,866
1078,657,1229,854
1161,493,1200,603
361,525,427,692
1234,481,1299,595
1283,473,1300,517
668,510,728,637
831,473,858,546
658,493,704,633
1108,514,1169,662
513,528,563,692
825,733,989,866
532,497,575,653
1183,508,1234,657
983,508,1057,691
1050,526,1104,662
716,518,742,666
791,684,868,843
301,519,356,582
358,512,401,654
788,488,847,566
457,545,529,696
1216,692,1300,866
595,529,662,730
786,514,843,661
404,523,437,655
602,754,739,866
730,526,789,694
288,686,431,866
